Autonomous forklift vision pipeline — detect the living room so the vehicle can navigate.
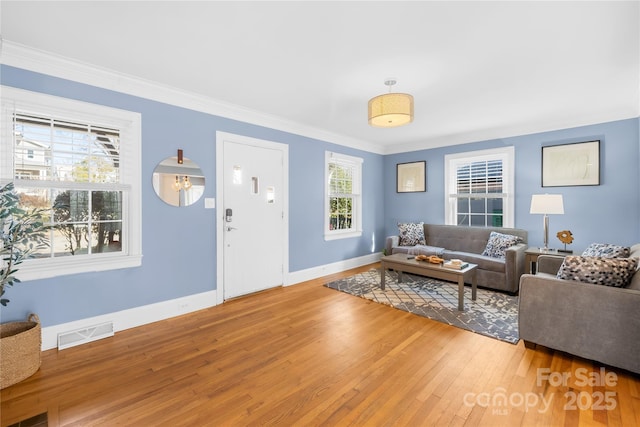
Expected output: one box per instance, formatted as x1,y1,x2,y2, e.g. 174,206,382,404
1,1,639,426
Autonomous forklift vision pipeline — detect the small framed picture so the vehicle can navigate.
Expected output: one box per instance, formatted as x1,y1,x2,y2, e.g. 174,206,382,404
397,161,426,193
542,140,600,187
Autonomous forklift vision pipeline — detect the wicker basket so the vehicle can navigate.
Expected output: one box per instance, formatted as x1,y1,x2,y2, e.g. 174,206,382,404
0,313,42,389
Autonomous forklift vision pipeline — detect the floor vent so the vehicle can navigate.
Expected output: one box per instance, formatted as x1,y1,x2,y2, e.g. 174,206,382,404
57,321,114,350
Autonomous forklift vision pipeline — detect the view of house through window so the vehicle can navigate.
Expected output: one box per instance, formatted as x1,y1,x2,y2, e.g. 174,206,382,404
1,87,142,281
445,147,514,228
325,151,363,240
14,114,124,258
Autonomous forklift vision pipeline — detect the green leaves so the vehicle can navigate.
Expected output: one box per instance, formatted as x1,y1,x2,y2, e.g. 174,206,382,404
1,182,50,306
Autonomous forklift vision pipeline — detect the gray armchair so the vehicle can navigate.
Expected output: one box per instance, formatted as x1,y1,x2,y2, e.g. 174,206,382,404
518,246,640,374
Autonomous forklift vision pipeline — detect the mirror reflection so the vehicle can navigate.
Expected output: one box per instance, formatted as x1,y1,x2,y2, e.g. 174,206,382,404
152,156,205,207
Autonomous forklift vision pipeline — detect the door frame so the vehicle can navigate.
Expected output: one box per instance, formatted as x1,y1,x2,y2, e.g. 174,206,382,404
215,131,289,304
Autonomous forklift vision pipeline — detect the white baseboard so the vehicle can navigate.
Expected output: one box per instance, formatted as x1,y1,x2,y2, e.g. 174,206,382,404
286,252,381,285
41,290,218,350
41,253,381,351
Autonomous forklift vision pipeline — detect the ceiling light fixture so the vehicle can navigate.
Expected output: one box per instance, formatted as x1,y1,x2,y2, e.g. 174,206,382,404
172,175,193,192
368,79,414,128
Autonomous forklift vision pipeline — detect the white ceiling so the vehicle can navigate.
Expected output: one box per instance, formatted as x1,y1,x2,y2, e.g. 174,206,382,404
1,1,638,154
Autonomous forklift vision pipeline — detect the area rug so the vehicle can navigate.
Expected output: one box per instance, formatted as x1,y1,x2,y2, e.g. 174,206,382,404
325,268,519,344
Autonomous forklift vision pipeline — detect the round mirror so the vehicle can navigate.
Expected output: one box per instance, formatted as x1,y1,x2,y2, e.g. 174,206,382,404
152,155,205,207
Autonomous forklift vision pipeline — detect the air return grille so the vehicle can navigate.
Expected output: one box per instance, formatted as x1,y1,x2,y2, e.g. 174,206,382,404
57,321,114,350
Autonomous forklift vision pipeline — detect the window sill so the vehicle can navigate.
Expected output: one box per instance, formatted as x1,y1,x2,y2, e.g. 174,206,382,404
17,254,143,282
324,231,363,241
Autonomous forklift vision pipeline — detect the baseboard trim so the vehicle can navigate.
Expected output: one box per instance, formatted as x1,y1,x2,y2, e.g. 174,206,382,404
41,290,217,350
286,252,381,286
41,253,381,351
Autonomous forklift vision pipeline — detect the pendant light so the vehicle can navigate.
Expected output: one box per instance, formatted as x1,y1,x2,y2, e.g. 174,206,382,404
368,79,414,127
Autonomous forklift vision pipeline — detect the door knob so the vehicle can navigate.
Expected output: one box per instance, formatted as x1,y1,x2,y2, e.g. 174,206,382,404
226,226,238,232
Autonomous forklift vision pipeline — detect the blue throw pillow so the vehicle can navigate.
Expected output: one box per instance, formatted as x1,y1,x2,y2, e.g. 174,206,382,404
582,243,631,258
397,222,426,246
481,231,522,259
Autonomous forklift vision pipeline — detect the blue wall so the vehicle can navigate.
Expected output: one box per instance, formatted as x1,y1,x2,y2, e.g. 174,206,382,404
1,65,639,328
0,66,385,325
385,118,640,250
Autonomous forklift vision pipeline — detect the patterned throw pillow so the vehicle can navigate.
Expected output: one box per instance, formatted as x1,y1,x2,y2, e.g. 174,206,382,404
481,231,522,259
582,243,631,258
557,256,639,288
397,222,426,246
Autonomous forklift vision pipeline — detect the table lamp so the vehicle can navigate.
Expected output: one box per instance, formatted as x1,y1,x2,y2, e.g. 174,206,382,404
530,194,564,251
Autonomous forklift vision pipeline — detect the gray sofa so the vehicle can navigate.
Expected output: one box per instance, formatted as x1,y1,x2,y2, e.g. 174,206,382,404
519,244,640,374
385,224,528,293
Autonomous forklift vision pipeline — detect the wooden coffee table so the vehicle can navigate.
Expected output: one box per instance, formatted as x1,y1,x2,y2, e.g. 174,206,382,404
380,253,477,311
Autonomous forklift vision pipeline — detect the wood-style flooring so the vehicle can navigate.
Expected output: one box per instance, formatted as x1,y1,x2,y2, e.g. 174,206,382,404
1,263,639,426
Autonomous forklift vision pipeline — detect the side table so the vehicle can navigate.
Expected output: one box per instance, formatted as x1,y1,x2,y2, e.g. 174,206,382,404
524,248,566,274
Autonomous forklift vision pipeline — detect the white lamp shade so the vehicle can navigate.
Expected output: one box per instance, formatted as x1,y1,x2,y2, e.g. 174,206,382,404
530,194,564,214
368,93,414,127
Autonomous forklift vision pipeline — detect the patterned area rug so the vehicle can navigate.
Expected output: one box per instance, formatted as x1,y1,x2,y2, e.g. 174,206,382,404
325,268,519,344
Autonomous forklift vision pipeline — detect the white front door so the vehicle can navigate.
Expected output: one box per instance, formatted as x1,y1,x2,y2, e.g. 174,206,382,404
220,135,287,300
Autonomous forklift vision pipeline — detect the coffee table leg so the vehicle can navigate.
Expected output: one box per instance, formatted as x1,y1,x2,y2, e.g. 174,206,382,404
472,270,477,301
458,276,464,311
381,262,386,290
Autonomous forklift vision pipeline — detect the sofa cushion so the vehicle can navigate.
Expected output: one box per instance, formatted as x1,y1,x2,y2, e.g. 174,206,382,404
481,231,522,259
407,245,445,256
397,222,426,246
582,242,630,258
556,256,639,288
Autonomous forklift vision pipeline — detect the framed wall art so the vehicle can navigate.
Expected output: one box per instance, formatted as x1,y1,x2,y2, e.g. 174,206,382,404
397,161,426,193
542,140,600,187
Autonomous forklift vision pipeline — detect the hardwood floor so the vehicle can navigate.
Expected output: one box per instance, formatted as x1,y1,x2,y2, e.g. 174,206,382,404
1,263,639,426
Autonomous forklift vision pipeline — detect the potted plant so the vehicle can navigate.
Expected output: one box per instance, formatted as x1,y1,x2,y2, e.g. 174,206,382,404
0,181,49,389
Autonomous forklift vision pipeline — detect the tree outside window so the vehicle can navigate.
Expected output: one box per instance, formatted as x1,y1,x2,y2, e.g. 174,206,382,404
325,152,362,240
1,87,142,281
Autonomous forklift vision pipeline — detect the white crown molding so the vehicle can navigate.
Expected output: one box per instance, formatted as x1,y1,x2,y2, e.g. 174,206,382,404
0,40,385,155
3,41,636,158
385,111,640,155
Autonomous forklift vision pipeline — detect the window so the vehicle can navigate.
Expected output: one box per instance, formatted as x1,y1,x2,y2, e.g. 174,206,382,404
444,147,514,228
325,151,362,240
1,87,142,281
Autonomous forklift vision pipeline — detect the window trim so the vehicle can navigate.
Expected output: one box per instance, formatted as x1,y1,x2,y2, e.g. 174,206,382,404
324,151,363,241
444,146,515,228
1,86,142,281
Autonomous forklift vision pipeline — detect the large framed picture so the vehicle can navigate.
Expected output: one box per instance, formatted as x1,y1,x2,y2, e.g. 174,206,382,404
397,161,426,193
542,140,600,187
